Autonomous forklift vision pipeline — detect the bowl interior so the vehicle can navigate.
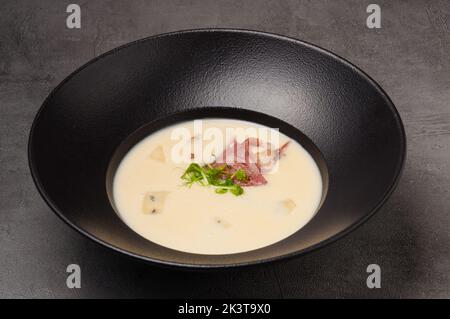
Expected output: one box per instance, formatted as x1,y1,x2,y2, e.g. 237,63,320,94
29,29,405,268
105,107,330,220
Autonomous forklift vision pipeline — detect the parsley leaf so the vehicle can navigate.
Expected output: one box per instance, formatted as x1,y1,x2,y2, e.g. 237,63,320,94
181,163,245,196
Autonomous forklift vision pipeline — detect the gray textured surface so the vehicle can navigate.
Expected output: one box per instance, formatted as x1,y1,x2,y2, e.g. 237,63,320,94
0,0,449,298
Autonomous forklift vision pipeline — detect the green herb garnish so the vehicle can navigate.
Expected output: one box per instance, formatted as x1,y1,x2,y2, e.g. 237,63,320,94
181,163,244,196
233,169,248,182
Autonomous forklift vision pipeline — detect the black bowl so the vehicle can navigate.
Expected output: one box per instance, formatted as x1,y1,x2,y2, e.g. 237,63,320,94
28,29,406,268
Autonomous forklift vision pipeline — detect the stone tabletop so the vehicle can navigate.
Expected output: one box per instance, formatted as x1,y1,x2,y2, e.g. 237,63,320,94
0,0,449,298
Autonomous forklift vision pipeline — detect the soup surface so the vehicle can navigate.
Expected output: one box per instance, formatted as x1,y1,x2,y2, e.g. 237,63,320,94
113,119,322,254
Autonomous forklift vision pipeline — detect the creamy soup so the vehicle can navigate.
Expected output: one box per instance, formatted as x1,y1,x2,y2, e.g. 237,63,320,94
113,119,323,254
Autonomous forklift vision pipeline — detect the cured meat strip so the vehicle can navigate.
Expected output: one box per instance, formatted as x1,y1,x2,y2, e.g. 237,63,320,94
213,138,290,186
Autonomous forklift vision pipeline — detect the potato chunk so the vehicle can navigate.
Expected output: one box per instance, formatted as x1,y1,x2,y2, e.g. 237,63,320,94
142,191,169,214
275,199,297,214
149,145,165,162
214,217,232,229
282,199,296,212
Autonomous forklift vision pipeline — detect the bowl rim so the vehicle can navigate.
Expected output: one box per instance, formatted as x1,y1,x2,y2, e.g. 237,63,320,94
28,28,407,269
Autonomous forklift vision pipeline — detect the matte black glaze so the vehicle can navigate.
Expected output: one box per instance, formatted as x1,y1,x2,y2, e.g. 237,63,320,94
28,29,406,268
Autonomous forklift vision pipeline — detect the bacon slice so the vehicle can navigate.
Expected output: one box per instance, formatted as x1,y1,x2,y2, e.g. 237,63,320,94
213,138,290,186
227,162,267,186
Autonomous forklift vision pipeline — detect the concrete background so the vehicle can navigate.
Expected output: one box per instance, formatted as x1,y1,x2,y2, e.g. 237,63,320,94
0,0,449,298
